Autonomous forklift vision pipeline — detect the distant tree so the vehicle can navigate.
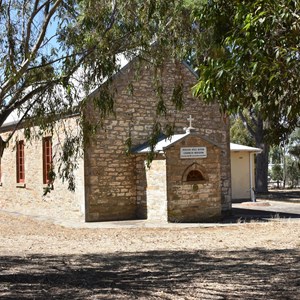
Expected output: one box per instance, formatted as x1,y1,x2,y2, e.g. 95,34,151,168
192,0,300,192
271,164,283,189
269,146,282,165
286,157,300,187
286,128,300,187
288,128,300,167
230,113,255,147
269,128,300,188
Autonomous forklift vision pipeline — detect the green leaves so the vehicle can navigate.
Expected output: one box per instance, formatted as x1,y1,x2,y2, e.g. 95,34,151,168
171,83,184,110
193,0,300,144
0,0,202,191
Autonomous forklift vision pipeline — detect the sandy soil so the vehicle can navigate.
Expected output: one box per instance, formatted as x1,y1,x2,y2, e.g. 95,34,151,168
0,210,299,299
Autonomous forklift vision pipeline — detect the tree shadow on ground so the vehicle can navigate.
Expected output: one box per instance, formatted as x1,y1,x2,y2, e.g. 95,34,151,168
225,208,300,223
0,248,299,299
257,190,300,200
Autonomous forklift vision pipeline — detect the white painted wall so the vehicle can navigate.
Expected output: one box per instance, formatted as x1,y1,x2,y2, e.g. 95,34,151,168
231,151,253,199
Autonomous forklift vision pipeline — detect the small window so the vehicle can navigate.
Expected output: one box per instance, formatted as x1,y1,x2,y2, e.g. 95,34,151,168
43,137,53,184
16,140,25,183
186,170,204,182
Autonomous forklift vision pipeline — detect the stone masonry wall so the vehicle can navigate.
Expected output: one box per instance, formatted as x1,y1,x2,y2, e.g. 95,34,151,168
0,117,85,222
135,155,147,219
145,158,168,222
84,60,231,221
166,135,222,222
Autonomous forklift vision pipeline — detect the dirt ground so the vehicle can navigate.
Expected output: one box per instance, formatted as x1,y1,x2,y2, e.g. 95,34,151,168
0,206,300,299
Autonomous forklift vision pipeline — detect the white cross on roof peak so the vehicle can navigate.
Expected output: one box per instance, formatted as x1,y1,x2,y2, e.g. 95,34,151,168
187,115,194,128
184,115,196,134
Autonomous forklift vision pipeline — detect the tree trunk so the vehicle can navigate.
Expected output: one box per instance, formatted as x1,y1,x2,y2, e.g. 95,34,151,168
255,143,269,193
254,117,269,193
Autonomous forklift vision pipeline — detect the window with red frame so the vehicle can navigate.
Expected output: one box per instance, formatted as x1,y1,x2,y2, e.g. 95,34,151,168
43,137,53,184
16,140,25,183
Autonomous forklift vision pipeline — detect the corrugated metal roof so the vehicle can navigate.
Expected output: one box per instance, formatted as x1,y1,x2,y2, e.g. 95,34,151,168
230,143,262,153
132,133,189,153
133,138,262,155
132,131,223,154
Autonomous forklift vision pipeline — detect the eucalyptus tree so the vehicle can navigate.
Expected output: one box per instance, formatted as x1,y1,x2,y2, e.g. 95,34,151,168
192,0,300,192
0,0,195,138
0,0,197,188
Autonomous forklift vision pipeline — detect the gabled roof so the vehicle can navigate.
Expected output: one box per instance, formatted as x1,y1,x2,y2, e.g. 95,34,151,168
132,133,188,154
1,54,197,132
230,143,262,153
1,54,130,130
132,131,220,154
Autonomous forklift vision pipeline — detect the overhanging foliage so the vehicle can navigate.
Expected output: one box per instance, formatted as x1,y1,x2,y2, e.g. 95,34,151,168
193,0,300,144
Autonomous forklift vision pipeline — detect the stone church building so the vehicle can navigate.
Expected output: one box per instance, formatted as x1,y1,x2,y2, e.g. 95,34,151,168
0,59,231,223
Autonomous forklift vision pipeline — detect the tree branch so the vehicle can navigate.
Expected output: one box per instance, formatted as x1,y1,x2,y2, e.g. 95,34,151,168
24,0,40,58
239,111,256,138
3,88,49,145
0,0,63,100
6,0,17,74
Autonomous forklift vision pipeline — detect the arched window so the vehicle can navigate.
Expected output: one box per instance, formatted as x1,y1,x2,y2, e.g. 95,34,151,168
182,163,208,183
186,170,204,182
